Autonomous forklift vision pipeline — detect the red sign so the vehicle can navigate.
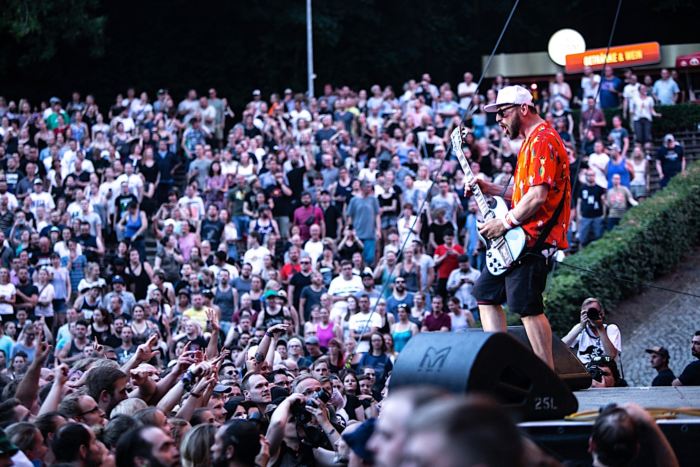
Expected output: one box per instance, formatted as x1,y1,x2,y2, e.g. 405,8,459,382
565,42,661,74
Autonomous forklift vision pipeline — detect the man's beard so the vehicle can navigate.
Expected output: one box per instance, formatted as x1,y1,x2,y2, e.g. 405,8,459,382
506,114,522,139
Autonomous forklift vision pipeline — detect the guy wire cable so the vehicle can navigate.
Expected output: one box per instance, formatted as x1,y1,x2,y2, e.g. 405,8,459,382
546,0,623,281
346,0,521,366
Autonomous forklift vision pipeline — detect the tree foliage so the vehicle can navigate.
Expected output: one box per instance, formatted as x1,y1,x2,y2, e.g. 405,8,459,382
0,0,105,67
0,0,697,111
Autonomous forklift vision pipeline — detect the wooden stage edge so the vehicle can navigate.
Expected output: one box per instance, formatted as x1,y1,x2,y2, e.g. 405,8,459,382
572,386,700,413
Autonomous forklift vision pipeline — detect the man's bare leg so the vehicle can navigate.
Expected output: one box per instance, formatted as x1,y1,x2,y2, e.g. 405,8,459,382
521,314,555,370
479,304,507,332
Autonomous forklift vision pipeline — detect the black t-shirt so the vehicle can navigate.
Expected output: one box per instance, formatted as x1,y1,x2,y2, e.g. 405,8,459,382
338,240,363,262
299,285,324,322
265,183,294,218
114,194,138,219
17,283,39,310
178,335,208,353
286,166,306,200
289,271,312,311
656,145,684,178
577,184,606,218
429,221,452,246
322,204,342,239
77,234,100,262
678,360,700,386
378,190,401,217
200,219,224,248
651,368,676,387
344,394,363,420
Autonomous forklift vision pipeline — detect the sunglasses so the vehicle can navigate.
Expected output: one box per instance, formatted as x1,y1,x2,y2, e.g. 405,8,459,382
496,105,518,118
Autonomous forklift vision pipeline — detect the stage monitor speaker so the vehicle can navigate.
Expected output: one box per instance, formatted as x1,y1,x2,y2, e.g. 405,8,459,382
389,332,578,421
503,326,591,391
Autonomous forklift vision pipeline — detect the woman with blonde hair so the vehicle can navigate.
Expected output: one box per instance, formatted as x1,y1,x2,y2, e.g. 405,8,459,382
180,423,216,467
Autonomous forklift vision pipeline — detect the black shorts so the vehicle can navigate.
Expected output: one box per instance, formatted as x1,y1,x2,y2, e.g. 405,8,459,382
472,253,549,317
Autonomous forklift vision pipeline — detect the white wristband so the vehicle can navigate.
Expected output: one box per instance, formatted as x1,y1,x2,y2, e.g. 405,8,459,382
501,217,511,230
507,211,521,226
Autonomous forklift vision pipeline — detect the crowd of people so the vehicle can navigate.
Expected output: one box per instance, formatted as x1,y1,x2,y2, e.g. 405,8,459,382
0,63,691,466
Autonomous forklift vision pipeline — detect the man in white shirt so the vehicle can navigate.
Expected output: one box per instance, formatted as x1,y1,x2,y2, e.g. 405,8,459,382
588,141,610,189
622,74,640,119
303,224,324,267
446,255,480,312
242,232,270,276
349,293,382,354
580,66,601,111
457,72,478,110
177,183,205,222
328,260,363,318
29,180,55,217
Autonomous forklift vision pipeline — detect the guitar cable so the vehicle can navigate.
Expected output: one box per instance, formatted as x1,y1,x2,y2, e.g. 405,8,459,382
346,0,522,367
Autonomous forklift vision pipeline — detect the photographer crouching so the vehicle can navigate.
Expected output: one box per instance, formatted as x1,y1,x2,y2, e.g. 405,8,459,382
562,298,624,388
562,297,622,365
266,374,342,465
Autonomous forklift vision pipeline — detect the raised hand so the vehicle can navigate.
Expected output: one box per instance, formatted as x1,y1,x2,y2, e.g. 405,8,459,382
54,364,69,386
136,334,159,362
205,307,220,332
177,350,199,372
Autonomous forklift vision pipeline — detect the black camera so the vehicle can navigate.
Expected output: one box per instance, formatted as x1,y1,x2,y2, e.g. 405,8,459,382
585,308,600,321
291,389,331,425
586,363,605,383
290,389,333,449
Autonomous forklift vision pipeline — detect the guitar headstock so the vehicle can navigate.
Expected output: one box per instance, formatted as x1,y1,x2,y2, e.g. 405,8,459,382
450,126,463,153
450,125,472,152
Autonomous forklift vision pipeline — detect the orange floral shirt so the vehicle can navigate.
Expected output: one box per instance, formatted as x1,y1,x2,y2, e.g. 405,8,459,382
512,122,571,249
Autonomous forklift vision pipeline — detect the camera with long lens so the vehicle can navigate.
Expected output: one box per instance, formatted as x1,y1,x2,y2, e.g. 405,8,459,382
585,308,600,321
290,389,333,448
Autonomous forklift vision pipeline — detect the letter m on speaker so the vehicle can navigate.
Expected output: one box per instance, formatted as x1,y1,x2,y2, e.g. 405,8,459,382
418,346,451,372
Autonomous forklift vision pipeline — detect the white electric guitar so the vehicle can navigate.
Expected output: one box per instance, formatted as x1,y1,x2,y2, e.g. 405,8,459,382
450,126,526,275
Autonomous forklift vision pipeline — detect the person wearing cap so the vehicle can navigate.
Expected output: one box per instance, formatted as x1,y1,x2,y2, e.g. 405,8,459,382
299,335,324,368
467,85,571,369
655,133,686,188
101,274,136,315
645,346,675,386
28,176,55,218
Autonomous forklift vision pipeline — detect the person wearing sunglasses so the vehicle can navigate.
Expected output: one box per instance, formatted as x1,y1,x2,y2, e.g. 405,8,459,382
468,85,572,370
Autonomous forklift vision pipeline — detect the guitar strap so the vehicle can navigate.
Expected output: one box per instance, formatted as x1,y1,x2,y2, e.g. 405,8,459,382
526,176,569,260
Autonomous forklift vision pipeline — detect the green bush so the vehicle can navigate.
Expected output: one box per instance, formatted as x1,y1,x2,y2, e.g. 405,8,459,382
545,162,700,336
569,103,700,140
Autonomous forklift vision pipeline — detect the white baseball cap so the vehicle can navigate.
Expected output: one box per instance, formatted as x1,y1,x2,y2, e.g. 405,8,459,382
484,85,534,113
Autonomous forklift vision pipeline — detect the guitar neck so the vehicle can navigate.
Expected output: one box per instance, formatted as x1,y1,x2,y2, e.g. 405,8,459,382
451,133,495,220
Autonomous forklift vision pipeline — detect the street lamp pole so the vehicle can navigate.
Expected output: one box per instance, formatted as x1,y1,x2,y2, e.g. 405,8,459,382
306,0,315,98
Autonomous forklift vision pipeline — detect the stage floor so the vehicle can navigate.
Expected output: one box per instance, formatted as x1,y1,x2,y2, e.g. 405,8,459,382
573,385,700,412
520,386,700,466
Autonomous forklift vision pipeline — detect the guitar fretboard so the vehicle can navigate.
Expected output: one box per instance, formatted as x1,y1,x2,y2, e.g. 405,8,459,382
450,128,495,220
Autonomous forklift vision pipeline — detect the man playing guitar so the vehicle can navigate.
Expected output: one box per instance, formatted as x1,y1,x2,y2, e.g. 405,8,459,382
466,85,571,369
